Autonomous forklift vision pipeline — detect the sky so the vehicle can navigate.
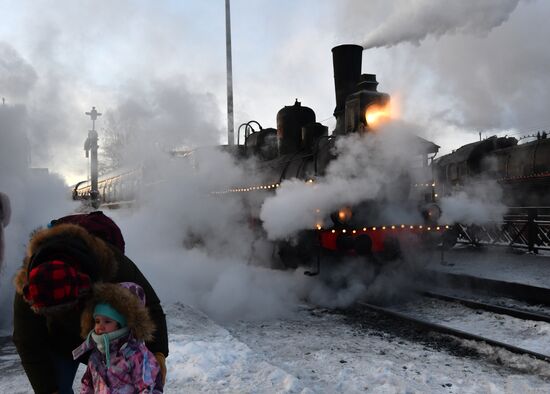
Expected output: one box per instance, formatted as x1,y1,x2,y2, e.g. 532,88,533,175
1,0,549,185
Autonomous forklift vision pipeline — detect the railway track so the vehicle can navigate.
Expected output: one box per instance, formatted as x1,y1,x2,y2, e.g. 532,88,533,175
357,292,550,363
414,270,550,306
421,290,550,324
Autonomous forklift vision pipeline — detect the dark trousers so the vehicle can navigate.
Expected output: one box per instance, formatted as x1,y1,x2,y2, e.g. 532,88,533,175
51,352,80,394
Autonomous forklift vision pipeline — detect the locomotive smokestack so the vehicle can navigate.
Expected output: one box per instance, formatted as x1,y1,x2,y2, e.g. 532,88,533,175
332,44,363,135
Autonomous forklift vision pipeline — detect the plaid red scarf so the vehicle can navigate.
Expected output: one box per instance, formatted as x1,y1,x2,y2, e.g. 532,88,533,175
23,260,91,313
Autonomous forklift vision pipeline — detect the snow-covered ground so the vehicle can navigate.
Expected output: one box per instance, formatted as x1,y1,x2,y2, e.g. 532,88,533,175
2,301,549,393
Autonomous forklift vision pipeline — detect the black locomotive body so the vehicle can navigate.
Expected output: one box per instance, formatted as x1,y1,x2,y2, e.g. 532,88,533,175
234,45,442,269
433,134,550,206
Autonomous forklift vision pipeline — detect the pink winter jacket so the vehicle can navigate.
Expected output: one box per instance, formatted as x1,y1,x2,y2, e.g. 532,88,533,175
74,333,163,393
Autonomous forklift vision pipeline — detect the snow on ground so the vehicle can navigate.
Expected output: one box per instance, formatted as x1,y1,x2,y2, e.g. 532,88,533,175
2,301,549,393
222,306,550,393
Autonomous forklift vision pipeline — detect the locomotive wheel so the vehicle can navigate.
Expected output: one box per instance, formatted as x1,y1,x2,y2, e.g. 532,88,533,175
335,234,355,252
354,234,373,256
441,227,458,249
276,241,299,269
381,236,401,261
276,231,320,270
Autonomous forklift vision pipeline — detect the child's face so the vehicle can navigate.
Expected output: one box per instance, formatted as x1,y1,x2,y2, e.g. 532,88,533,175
94,315,119,334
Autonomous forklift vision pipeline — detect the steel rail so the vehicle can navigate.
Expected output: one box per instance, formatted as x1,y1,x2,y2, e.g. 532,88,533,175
421,291,550,323
356,301,550,363
416,270,550,306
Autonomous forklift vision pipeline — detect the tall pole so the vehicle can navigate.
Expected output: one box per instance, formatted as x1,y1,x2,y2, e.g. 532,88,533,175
85,106,101,208
225,0,235,145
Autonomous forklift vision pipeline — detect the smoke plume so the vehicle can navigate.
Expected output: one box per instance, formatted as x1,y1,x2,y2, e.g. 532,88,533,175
439,180,507,225
362,0,522,49
0,104,77,334
0,43,37,100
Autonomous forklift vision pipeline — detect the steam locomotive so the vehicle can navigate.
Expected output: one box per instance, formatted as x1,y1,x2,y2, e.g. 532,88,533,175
433,133,550,206
220,44,443,271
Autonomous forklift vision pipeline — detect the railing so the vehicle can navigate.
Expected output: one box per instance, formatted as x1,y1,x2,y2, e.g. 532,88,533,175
456,207,550,252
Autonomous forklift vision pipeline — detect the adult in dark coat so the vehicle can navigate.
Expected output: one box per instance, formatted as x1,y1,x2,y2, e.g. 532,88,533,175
12,213,169,394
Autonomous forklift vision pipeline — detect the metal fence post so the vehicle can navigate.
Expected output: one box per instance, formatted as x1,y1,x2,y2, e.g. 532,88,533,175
527,208,538,254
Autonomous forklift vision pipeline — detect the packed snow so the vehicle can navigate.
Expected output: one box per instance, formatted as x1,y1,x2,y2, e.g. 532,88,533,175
2,300,550,393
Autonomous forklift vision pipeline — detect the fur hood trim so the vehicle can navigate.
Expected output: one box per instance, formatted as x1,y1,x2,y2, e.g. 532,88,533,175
14,223,117,295
80,283,155,342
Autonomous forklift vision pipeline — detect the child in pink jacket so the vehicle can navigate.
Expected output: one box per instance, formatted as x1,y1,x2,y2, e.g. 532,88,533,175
73,282,163,393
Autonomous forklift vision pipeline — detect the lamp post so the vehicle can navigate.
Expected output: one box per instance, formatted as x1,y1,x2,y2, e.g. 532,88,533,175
225,0,234,145
84,106,101,208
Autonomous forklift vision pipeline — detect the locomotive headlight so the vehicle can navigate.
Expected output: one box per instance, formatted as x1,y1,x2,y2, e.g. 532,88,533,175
365,103,392,128
331,206,353,225
423,203,441,222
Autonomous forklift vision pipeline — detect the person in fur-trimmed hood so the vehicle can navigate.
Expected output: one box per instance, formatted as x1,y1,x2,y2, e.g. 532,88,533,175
12,212,168,394
73,282,163,393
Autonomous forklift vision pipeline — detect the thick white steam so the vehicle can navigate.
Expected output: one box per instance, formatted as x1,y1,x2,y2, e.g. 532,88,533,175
439,180,507,225
0,105,78,334
362,0,521,49
260,121,429,240
101,147,312,322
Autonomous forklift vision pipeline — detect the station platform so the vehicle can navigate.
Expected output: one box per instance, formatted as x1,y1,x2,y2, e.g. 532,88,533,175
423,245,550,290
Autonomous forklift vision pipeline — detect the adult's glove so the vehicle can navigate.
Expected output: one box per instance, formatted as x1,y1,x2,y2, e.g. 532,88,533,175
154,352,166,385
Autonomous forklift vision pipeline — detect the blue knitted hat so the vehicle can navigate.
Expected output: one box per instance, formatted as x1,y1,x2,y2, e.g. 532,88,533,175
93,302,127,327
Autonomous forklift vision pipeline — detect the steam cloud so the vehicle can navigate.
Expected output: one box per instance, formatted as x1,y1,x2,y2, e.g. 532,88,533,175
439,180,507,225
362,0,522,49
335,0,550,154
0,105,77,334
260,121,428,240
0,43,37,100
102,120,434,320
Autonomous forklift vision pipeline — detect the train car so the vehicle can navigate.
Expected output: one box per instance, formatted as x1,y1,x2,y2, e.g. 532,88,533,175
433,133,550,206
72,168,142,208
